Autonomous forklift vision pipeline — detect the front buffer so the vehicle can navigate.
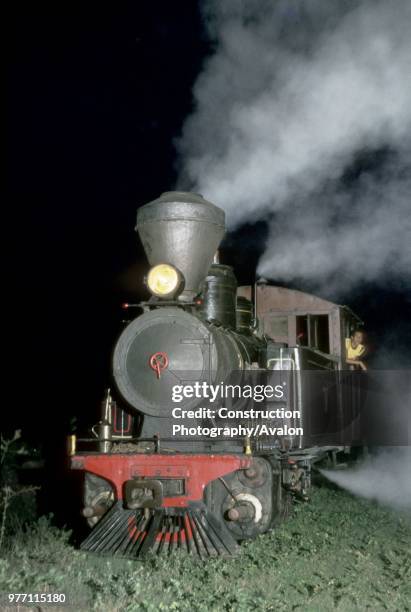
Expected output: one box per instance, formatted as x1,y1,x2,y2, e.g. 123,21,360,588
71,453,252,558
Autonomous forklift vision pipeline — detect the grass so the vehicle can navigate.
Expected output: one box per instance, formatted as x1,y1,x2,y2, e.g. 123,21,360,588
1,480,410,612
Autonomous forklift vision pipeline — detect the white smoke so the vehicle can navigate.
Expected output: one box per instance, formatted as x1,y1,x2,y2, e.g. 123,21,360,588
176,0,411,295
321,447,411,511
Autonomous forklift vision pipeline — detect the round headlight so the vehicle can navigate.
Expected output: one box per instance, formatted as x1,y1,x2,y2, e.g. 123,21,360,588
146,264,183,298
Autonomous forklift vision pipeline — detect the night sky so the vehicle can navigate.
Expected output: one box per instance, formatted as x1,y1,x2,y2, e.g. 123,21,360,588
6,1,410,452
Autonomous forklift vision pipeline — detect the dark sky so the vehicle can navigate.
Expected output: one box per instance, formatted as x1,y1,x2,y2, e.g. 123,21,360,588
6,1,410,443
7,2,210,439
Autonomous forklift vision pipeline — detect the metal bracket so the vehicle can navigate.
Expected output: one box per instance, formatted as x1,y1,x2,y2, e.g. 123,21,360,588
124,479,163,509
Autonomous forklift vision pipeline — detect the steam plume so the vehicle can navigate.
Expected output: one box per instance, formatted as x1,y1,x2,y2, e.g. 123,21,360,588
321,447,411,511
176,0,411,295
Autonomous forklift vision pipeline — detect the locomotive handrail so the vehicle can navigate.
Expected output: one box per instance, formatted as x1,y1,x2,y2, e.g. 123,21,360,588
75,437,276,443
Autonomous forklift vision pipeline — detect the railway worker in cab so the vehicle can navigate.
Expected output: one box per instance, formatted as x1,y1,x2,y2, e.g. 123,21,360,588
345,329,367,371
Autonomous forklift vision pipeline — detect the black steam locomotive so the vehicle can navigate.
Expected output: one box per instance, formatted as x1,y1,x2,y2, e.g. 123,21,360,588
69,191,364,557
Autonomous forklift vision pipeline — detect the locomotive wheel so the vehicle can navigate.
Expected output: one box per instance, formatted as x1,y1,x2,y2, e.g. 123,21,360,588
205,456,292,541
83,473,115,527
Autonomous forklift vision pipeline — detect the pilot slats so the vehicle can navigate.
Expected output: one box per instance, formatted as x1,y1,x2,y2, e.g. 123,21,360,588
80,502,239,558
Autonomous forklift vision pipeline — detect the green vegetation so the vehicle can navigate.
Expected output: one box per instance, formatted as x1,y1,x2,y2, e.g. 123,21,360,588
1,481,410,612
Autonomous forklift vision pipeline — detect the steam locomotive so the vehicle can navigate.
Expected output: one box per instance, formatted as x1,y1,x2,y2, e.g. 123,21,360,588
69,191,364,557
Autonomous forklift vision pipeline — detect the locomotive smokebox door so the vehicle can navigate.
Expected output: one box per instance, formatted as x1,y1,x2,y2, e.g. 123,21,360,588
113,307,219,416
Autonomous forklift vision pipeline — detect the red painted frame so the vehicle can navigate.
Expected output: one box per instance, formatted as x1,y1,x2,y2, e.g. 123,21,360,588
71,453,251,507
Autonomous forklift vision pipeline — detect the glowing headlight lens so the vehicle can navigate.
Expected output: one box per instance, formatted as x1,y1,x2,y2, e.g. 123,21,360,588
147,264,182,297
